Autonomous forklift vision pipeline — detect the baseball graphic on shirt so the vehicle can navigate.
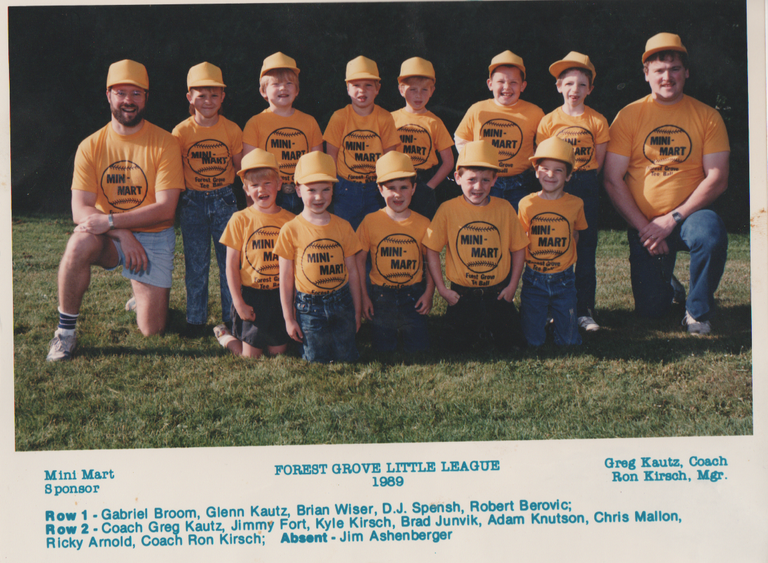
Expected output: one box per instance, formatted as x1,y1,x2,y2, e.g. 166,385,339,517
375,233,421,285
643,125,692,165
456,221,503,274
480,118,523,163
342,129,381,176
529,212,571,261
187,139,231,177
397,123,432,168
301,238,346,291
100,160,149,210
556,126,594,170
244,225,281,278
266,127,309,179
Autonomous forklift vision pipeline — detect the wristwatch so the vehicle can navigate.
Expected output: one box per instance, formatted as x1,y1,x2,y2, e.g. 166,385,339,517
671,211,683,225
108,214,115,230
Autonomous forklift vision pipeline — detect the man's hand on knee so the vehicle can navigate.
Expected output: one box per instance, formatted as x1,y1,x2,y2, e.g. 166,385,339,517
113,231,148,272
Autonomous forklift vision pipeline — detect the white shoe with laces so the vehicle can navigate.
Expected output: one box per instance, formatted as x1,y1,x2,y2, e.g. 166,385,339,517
46,329,77,361
578,315,600,332
682,312,711,336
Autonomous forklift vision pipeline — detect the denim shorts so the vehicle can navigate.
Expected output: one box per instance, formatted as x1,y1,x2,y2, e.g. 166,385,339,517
110,227,175,288
295,284,359,363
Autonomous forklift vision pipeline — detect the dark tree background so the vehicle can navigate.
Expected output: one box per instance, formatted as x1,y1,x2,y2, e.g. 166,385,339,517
8,1,749,231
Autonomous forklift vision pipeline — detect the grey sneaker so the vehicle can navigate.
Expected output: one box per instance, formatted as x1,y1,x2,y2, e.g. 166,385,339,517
682,312,711,336
46,329,77,361
671,275,686,305
578,315,600,332
125,296,136,312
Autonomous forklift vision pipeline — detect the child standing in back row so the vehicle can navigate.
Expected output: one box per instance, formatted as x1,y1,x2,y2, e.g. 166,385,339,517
324,56,400,230
172,62,243,337
536,52,609,332
242,52,324,215
518,137,587,347
391,57,455,219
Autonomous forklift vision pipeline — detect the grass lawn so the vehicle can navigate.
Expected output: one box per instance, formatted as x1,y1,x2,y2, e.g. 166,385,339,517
12,215,752,450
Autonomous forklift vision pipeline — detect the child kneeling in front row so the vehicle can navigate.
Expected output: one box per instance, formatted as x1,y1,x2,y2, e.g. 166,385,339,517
217,149,295,357
518,137,587,346
275,152,363,363
423,140,528,350
356,151,435,352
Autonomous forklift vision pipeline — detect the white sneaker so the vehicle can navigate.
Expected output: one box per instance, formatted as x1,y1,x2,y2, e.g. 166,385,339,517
578,315,600,332
46,329,77,361
213,323,237,347
682,312,711,336
125,296,136,312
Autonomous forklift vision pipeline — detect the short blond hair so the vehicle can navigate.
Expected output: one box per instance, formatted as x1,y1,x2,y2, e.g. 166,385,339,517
259,68,300,96
400,75,435,88
456,166,497,178
243,167,280,184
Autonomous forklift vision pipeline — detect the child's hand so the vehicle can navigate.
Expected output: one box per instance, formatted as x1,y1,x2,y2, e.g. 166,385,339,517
361,295,374,321
355,315,361,333
498,286,515,303
235,302,256,321
286,320,303,343
415,292,432,315
441,289,460,307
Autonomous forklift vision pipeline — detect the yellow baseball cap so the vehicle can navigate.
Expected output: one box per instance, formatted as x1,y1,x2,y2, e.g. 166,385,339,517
549,52,596,81
237,149,279,179
295,152,338,185
376,151,417,184
398,57,435,83
187,62,226,89
529,137,576,172
456,140,501,171
260,52,300,79
643,33,687,63
489,51,525,79
107,60,148,90
346,56,380,82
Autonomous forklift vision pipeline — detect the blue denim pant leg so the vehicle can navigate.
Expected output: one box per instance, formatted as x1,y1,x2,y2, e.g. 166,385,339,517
179,186,237,325
277,190,304,215
332,177,384,230
521,267,581,346
409,181,438,220
627,210,727,320
296,285,359,363
370,284,429,352
564,170,599,316
490,169,536,212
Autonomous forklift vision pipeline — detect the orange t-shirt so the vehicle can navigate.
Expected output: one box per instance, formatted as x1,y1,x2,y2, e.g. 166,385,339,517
536,106,609,172
391,109,454,170
172,115,243,191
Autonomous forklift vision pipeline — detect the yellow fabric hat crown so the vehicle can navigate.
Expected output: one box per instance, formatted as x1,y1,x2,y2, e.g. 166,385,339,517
260,52,300,79
643,33,687,63
488,51,525,79
456,140,501,171
529,137,576,171
549,52,596,81
295,152,338,185
398,57,435,83
237,149,279,179
187,62,226,89
345,56,380,82
107,60,148,90
376,151,417,184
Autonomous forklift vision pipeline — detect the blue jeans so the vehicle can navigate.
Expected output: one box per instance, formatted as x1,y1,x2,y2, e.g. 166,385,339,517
295,284,359,363
521,266,581,346
490,169,537,211
369,283,429,352
179,186,237,325
332,177,384,230
564,169,599,317
627,209,727,321
277,189,304,215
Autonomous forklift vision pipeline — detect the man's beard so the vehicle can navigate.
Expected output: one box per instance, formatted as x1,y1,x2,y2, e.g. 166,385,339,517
111,103,145,128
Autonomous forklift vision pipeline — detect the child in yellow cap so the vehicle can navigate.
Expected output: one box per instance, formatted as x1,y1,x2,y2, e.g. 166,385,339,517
454,51,544,211
518,137,587,346
275,152,362,363
390,57,455,219
242,52,323,215
217,149,294,357
423,140,528,351
537,52,609,332
323,56,400,230
356,151,435,352
172,62,244,337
